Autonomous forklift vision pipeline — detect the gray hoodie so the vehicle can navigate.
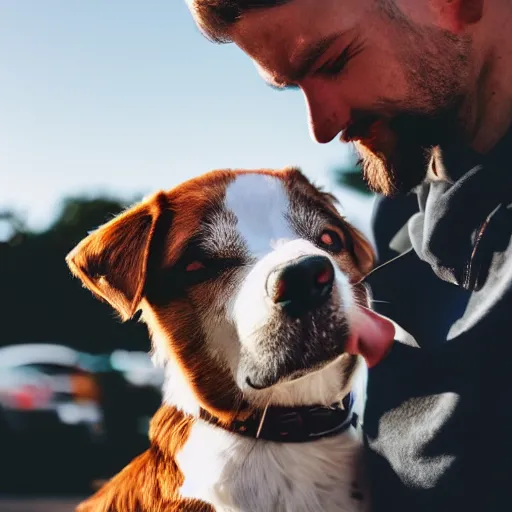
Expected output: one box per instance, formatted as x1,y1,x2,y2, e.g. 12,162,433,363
364,129,512,512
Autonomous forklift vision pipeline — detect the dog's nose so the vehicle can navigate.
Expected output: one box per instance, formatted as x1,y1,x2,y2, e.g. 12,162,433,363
267,255,335,317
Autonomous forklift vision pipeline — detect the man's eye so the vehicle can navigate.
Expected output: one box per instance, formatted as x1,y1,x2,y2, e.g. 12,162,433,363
317,53,351,76
316,39,363,77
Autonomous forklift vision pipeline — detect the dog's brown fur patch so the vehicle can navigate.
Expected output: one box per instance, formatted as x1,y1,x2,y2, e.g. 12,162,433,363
77,406,215,512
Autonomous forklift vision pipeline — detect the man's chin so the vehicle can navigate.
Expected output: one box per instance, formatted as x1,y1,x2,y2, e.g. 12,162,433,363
343,108,463,196
354,139,429,197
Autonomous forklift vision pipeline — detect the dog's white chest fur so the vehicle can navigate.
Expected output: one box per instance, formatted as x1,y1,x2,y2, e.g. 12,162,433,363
177,410,369,512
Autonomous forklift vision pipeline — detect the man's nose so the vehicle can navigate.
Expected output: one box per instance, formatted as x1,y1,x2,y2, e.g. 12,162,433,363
302,86,350,144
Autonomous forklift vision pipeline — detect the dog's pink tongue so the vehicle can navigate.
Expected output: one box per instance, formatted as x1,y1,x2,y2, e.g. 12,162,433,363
345,307,396,368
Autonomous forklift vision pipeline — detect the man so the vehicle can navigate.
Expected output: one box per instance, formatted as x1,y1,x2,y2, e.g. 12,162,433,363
186,1,512,511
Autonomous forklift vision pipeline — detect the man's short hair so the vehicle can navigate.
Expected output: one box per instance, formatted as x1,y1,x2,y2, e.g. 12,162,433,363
188,0,293,43
189,0,399,43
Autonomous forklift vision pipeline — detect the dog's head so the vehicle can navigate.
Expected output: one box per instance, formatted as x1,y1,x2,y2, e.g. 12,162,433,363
67,168,394,421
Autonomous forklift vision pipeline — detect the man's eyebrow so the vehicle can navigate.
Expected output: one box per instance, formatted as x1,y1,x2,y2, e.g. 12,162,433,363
265,33,341,89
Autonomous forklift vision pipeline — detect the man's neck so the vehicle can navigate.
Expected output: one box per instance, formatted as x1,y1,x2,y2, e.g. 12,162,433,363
466,1,512,153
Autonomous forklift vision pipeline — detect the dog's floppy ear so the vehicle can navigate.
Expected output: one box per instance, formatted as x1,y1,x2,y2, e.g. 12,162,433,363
346,224,375,276
66,192,170,321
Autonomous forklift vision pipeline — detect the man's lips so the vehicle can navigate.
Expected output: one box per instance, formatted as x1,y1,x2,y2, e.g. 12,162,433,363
345,306,396,368
341,116,382,143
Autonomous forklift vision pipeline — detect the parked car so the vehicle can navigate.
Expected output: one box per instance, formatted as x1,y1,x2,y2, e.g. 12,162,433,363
0,344,105,493
91,349,163,481
0,344,164,493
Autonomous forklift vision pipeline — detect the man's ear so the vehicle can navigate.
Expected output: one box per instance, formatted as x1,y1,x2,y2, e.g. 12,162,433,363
429,0,484,33
66,192,171,321
347,225,376,277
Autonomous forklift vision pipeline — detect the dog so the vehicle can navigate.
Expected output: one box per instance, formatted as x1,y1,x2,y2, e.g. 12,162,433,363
67,167,395,512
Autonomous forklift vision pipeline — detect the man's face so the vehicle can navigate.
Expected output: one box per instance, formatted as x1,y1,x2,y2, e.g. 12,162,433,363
229,0,472,195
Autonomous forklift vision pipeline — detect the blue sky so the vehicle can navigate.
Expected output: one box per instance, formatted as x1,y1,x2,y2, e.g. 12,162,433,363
1,1,373,235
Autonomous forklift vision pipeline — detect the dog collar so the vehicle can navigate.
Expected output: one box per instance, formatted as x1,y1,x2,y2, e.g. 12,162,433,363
202,392,358,443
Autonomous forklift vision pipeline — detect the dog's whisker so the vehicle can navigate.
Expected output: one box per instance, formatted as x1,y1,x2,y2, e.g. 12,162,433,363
256,396,272,439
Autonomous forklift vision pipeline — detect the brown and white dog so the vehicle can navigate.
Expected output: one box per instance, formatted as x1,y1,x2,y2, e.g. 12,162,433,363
67,168,395,512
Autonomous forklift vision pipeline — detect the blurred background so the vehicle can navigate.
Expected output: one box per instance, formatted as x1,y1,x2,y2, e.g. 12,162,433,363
1,1,374,510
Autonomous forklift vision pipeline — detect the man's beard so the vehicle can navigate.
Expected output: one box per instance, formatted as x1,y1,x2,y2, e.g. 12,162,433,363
343,18,471,196
343,108,463,196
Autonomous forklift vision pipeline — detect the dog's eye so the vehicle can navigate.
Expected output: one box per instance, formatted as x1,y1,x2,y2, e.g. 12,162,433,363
180,255,243,287
185,261,205,272
318,229,344,253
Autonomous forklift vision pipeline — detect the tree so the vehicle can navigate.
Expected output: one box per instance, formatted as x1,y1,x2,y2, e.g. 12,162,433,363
330,154,373,196
0,195,150,353
0,209,27,246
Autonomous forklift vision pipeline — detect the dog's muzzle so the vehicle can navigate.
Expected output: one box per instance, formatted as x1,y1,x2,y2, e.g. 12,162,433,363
266,255,335,318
